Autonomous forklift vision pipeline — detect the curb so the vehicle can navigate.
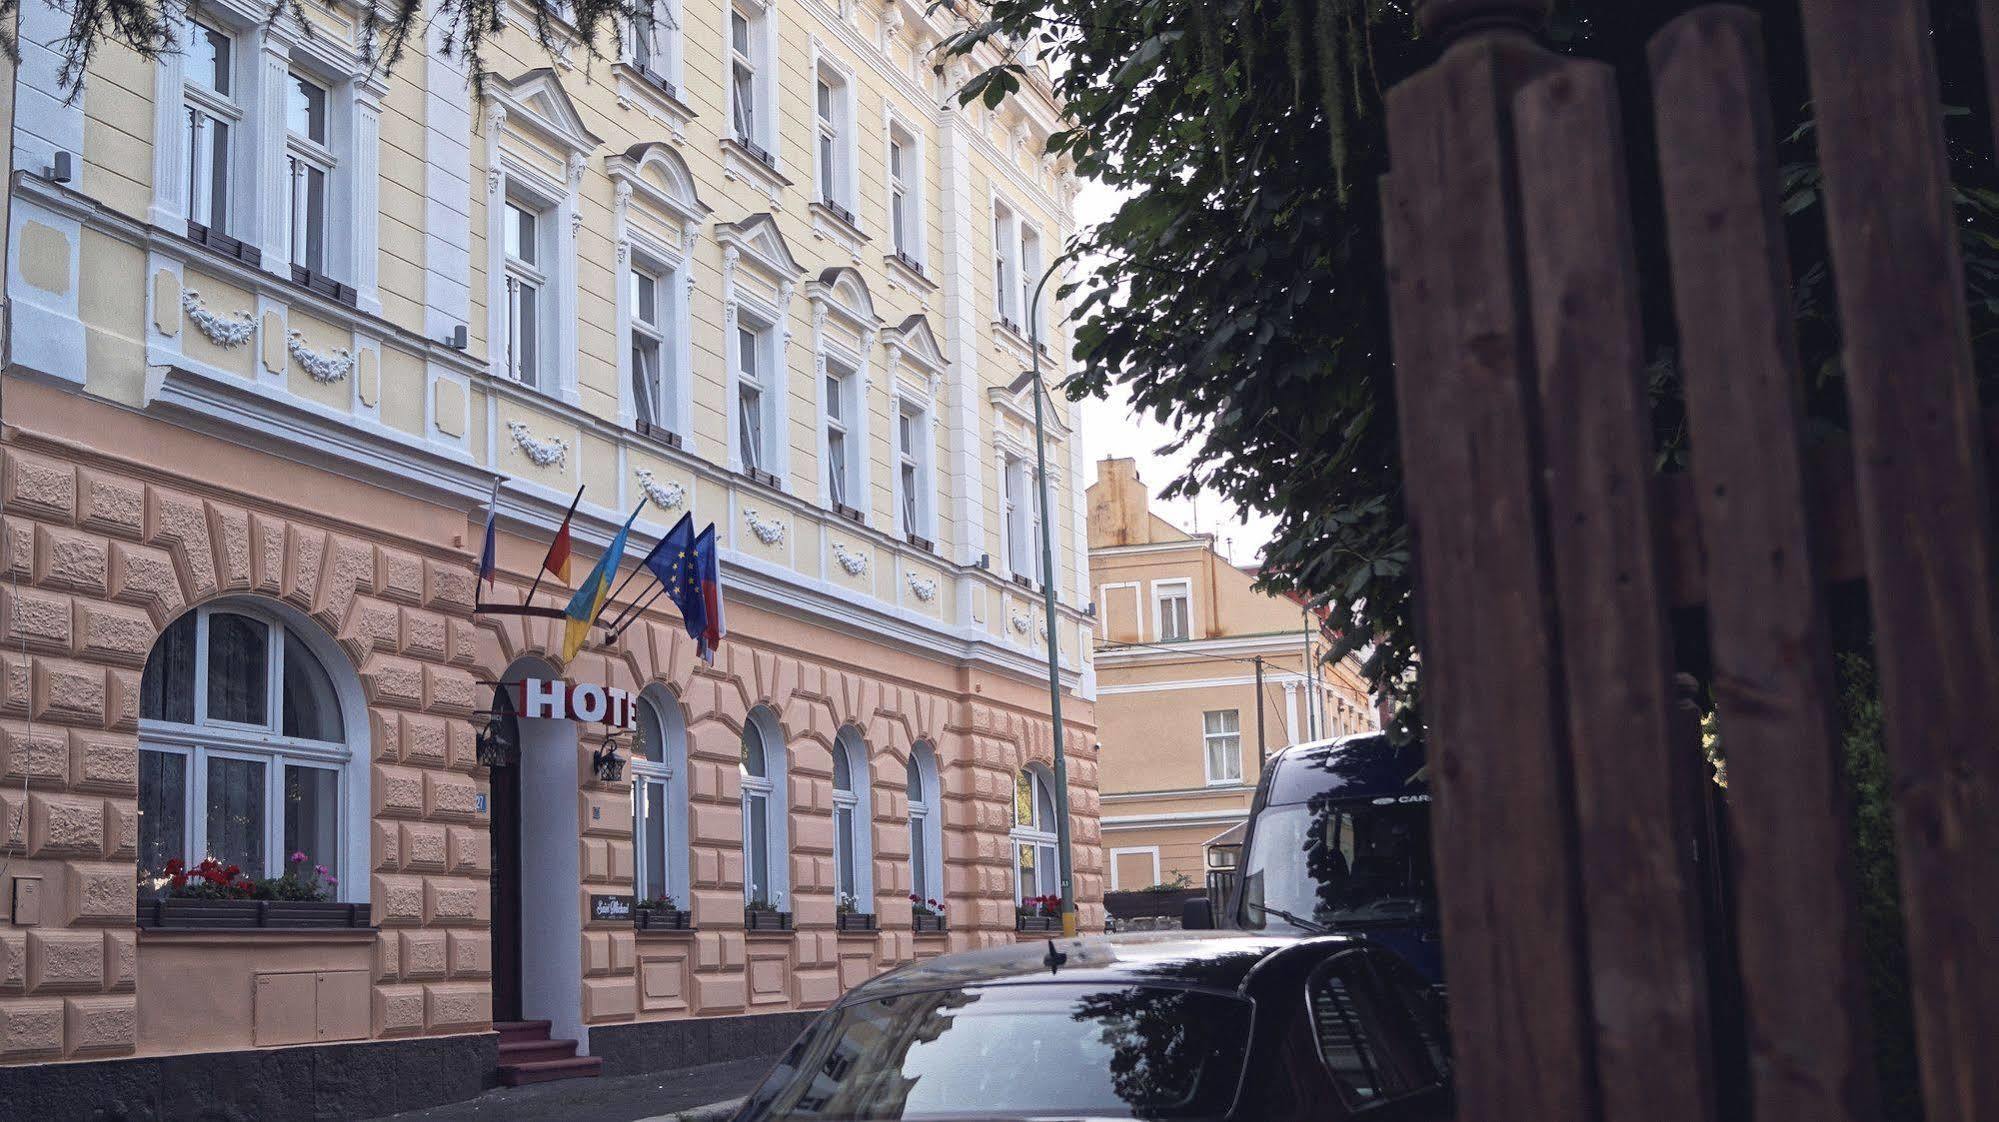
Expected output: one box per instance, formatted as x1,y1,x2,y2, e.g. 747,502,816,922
649,1097,745,1122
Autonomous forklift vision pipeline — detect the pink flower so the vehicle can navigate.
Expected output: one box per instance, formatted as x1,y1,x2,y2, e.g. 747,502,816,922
325,875,338,886
290,851,308,864
314,865,328,876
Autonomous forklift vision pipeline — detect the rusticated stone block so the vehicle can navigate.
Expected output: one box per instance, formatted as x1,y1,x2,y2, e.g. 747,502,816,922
1,587,71,654
398,714,448,767
29,794,104,857
373,821,401,871
446,826,489,875
374,765,425,818
211,504,252,592
0,998,64,1057
795,969,841,1009
446,722,477,771
424,983,487,1031
399,822,448,870
608,839,633,882
365,658,424,708
582,977,636,1023
71,731,138,794
424,878,484,925
102,800,138,860
425,561,476,613
424,666,477,715
447,619,479,667
582,838,609,882
0,522,33,582
425,772,479,820
5,452,76,522
145,491,216,601
76,470,144,539
32,659,103,727
399,608,448,660
374,984,425,1034
107,542,184,624
400,931,448,979
27,931,102,991
103,931,136,992
447,931,490,978
285,526,329,611
608,932,635,974
369,708,399,762
372,875,426,925
379,551,425,605
377,932,400,980
1,722,69,786
248,513,285,595
345,602,400,656
691,804,739,847
693,974,747,1016
319,537,376,626
103,668,140,732
583,932,610,975
38,528,109,596
75,601,154,667
1,932,25,990
0,792,24,848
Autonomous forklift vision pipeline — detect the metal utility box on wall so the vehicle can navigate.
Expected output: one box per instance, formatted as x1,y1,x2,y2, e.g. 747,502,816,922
254,971,369,1047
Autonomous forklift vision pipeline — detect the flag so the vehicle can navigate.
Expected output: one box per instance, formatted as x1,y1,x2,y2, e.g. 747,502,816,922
643,513,704,641
476,477,502,597
693,524,726,664
541,486,583,587
560,504,643,662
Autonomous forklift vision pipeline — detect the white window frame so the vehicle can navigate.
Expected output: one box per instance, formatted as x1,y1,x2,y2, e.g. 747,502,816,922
631,689,690,907
1154,578,1194,642
1010,767,1060,902
1109,846,1163,892
137,602,366,901
811,53,857,217
906,742,944,906
726,0,778,159
883,114,925,266
1203,708,1244,785
734,312,777,476
1001,454,1040,581
502,191,555,390
283,69,336,281
739,708,791,909
831,727,874,914
894,398,933,539
992,197,1018,326
823,357,859,512
609,144,707,446
180,18,240,237
1018,222,1044,339
627,255,675,429
628,0,684,90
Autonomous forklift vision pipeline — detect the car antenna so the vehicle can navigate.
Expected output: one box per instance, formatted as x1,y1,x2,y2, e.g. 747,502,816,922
1043,940,1068,975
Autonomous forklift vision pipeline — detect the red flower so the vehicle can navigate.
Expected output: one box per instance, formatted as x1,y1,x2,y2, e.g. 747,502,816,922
170,873,188,889
223,865,240,878
165,858,184,875
908,894,919,902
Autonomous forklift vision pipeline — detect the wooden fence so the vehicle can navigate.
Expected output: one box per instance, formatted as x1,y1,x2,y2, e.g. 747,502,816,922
1380,3,1999,1121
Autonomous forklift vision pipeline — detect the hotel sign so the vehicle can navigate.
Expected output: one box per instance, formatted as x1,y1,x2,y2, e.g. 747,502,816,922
511,678,642,731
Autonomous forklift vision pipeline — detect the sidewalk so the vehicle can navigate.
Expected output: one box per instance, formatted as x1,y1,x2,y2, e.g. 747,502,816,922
364,1052,776,1122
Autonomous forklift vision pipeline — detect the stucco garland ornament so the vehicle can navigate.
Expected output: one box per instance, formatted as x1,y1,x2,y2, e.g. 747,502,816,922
1010,611,1032,634
634,468,686,511
506,420,570,467
181,290,255,348
744,509,786,545
286,330,355,383
833,543,869,576
907,574,938,602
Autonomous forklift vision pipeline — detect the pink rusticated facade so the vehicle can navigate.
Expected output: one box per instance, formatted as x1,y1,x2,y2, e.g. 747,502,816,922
0,379,1102,1094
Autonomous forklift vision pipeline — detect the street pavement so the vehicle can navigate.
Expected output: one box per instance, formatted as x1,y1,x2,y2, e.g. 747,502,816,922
363,1052,777,1122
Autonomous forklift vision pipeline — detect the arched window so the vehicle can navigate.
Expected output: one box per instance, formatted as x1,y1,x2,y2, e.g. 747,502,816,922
907,742,943,906
1010,766,1059,903
138,602,363,897
740,707,791,911
632,688,689,908
831,726,873,913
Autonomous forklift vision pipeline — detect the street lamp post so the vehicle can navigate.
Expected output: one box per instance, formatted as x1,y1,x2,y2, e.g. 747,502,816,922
1010,258,1077,937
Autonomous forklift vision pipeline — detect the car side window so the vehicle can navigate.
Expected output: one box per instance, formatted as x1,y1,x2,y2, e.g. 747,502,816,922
1308,950,1449,1110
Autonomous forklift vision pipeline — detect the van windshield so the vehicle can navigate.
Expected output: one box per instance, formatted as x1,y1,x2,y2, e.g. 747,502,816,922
1239,799,1435,932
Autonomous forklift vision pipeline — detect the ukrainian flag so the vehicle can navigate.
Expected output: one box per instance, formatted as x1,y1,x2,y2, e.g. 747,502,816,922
561,503,644,661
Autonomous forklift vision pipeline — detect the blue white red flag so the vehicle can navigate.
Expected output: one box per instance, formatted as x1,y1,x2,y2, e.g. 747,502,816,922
693,525,726,664
477,476,502,597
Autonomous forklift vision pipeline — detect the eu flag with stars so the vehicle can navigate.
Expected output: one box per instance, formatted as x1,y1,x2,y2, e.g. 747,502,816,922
643,513,705,642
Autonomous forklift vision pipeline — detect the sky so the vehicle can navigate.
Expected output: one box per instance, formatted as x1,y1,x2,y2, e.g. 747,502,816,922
1068,184,1279,567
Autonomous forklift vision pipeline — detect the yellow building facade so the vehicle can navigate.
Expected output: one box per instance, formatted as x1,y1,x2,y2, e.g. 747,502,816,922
1087,458,1376,892
0,0,1099,1112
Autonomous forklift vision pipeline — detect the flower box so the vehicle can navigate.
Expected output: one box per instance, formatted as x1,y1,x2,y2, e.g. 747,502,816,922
836,912,878,933
137,898,369,930
913,912,948,935
635,906,693,932
1015,914,1062,934
745,907,793,932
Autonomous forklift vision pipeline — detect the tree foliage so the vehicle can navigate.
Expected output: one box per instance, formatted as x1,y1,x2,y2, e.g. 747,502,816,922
941,0,1999,732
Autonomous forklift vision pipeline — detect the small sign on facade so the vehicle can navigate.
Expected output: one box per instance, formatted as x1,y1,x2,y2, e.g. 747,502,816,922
590,894,634,922
510,679,642,731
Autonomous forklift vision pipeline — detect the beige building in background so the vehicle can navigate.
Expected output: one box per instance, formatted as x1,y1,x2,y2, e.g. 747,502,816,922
1087,458,1376,892
0,0,1100,1112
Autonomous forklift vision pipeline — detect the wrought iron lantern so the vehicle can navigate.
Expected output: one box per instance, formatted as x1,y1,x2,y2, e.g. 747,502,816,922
592,739,627,783
475,714,519,769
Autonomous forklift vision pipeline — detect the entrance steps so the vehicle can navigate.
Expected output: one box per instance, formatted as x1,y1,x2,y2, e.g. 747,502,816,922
495,1019,603,1086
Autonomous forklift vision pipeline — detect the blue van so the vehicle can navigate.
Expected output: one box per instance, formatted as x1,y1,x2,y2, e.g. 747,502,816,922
1187,733,1442,983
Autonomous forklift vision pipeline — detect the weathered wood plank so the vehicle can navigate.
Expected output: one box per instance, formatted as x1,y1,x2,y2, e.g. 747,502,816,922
1380,31,1597,1122
1650,11,1881,1122
1513,58,1718,1122
1797,0,1999,1117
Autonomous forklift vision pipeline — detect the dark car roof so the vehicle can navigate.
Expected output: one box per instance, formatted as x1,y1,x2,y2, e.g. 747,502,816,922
839,931,1360,1005
1264,732,1428,806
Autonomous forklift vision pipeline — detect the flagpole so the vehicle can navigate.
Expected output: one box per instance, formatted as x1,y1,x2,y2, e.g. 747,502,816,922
475,475,503,611
605,582,673,643
524,484,585,608
601,512,687,626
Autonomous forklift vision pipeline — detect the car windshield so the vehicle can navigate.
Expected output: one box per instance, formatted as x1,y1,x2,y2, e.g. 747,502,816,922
750,982,1253,1119
1239,799,1435,932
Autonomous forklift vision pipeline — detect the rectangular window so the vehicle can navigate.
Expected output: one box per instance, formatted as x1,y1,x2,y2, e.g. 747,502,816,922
138,748,187,887
206,754,267,874
815,68,850,212
504,199,547,388
888,132,913,256
635,775,669,900
285,73,332,278
631,0,677,85
1019,225,1043,338
1157,582,1192,641
283,763,339,879
835,804,857,899
730,7,759,146
737,323,767,473
1003,457,1035,578
630,265,669,428
993,208,1014,323
1204,709,1243,784
897,406,922,534
825,368,850,509
744,791,770,901
182,20,236,234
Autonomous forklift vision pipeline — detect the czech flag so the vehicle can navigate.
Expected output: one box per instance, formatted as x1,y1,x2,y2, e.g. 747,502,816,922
692,524,726,664
476,477,502,598
560,504,643,662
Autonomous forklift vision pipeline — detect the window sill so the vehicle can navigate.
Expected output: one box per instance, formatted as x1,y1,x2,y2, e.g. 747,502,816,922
913,913,948,936
905,532,936,554
884,252,936,295
808,200,870,263
833,502,867,526
745,907,793,932
290,265,359,308
612,62,696,141
634,906,693,931
137,898,372,930
835,912,878,933
741,466,786,494
185,221,262,268
720,137,791,205
635,418,684,450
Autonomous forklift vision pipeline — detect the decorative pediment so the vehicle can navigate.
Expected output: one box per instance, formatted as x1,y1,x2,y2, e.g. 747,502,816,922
806,267,881,332
714,213,805,281
886,314,947,374
987,375,1071,441
609,142,711,224
488,69,603,154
